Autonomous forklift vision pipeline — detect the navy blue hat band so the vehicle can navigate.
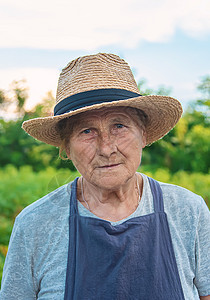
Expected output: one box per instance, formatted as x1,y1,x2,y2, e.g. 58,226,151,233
54,88,142,116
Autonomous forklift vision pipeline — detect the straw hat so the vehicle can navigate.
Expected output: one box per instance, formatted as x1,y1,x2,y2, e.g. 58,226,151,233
22,53,182,146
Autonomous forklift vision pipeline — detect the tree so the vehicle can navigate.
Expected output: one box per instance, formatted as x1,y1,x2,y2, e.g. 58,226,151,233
25,91,55,119
0,80,76,171
0,80,28,119
138,79,172,96
142,75,210,173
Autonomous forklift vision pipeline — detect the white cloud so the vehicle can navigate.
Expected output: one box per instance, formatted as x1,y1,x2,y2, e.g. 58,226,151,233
0,68,59,110
0,0,210,50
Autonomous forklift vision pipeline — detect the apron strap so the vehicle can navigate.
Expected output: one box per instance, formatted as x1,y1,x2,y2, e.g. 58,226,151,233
69,177,79,216
148,177,164,213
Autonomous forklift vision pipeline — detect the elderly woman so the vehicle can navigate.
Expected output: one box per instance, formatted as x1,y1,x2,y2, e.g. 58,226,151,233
0,53,209,300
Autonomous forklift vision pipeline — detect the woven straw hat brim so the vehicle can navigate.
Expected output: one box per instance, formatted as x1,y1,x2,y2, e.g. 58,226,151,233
22,94,182,147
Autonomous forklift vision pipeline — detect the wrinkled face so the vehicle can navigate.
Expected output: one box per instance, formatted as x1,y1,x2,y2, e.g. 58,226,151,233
65,107,146,190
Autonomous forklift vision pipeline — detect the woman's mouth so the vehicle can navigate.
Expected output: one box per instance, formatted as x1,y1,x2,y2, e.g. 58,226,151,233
98,164,121,169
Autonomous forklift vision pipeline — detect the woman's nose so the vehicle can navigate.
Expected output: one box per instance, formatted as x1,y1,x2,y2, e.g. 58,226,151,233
97,131,117,157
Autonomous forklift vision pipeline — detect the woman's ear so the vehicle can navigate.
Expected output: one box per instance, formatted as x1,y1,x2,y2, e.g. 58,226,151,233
65,145,71,159
141,129,147,149
65,141,71,159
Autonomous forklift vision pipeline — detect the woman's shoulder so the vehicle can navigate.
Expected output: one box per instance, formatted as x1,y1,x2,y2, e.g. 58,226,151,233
157,180,209,227
158,180,205,209
16,182,73,226
141,173,208,215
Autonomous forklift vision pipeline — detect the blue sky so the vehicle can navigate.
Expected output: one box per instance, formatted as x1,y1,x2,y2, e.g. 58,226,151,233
0,0,209,114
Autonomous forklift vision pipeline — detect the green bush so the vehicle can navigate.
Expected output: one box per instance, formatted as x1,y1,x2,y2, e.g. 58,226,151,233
0,245,7,284
0,165,79,244
140,166,210,207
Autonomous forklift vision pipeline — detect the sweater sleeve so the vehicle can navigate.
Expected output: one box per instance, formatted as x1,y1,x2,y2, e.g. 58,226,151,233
194,198,210,297
0,218,37,300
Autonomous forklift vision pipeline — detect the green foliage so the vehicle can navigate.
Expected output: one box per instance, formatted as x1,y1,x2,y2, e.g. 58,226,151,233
0,165,80,284
0,245,7,284
142,76,210,174
0,118,76,171
11,80,28,113
0,166,80,245
0,80,29,119
0,90,6,105
0,166,78,218
0,85,77,171
197,75,210,99
138,78,172,96
140,166,210,207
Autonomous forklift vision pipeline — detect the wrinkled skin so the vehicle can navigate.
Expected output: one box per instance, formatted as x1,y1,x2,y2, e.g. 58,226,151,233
65,107,146,221
66,107,146,191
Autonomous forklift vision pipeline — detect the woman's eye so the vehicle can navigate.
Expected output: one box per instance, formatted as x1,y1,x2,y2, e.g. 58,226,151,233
82,129,91,134
115,124,124,129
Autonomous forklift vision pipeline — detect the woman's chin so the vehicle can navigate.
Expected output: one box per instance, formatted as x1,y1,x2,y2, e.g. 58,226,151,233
90,172,135,191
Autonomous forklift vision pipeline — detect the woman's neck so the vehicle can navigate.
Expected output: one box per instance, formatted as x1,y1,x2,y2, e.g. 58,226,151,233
77,173,143,222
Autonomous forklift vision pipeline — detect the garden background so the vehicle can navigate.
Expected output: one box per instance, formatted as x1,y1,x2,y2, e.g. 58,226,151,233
0,76,209,283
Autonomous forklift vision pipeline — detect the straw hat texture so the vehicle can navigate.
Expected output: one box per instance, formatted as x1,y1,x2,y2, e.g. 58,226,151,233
22,53,183,146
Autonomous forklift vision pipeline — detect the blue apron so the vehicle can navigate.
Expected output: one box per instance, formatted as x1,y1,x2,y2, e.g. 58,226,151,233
64,177,185,299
